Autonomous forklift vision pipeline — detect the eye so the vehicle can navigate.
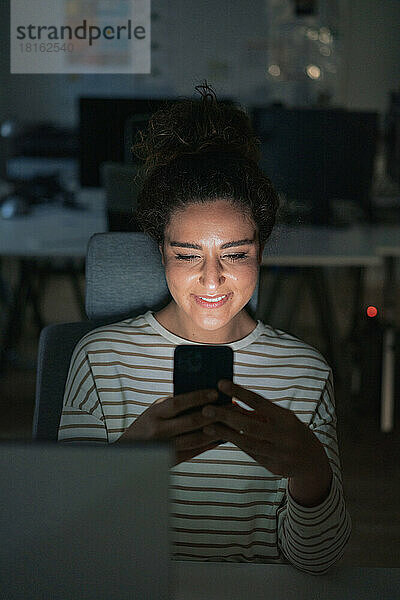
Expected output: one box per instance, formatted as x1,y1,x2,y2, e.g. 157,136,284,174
174,252,248,262
223,253,248,261
175,254,200,262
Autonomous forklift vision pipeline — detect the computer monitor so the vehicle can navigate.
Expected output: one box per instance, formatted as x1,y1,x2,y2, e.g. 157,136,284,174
79,96,236,188
79,98,179,187
251,107,379,224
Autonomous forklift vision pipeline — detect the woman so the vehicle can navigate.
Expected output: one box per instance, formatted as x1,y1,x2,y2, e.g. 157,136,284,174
58,82,351,574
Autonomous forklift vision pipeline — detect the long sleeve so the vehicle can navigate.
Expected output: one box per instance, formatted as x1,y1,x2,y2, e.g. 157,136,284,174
57,337,108,445
276,369,352,575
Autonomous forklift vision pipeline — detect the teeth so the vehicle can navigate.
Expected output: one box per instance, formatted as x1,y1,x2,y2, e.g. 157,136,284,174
199,295,226,302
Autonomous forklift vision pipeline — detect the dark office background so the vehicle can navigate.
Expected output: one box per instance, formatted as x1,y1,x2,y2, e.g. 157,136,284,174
0,0,399,568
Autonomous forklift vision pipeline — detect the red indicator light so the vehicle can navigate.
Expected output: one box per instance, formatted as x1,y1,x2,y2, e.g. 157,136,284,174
367,306,378,318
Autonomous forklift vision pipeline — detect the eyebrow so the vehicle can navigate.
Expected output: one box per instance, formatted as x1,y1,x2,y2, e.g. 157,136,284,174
169,238,256,250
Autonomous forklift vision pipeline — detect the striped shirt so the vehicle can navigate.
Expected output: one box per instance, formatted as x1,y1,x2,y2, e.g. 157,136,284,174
58,310,352,574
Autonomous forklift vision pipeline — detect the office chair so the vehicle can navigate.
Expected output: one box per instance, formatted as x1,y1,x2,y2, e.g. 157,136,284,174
32,232,260,441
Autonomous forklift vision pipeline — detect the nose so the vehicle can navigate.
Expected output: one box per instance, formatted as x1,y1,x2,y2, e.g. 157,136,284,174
199,258,226,290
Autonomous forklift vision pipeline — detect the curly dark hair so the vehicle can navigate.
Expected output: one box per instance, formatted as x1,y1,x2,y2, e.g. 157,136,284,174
130,80,279,246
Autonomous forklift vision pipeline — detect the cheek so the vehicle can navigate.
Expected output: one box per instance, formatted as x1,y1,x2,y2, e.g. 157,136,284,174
164,259,259,292
230,263,259,286
164,263,193,292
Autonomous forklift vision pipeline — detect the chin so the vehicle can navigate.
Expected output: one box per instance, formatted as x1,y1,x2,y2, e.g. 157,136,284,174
193,312,232,331
198,318,225,330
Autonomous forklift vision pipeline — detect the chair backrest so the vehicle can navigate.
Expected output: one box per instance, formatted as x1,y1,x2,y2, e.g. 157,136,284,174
33,320,106,441
85,232,170,321
33,232,260,441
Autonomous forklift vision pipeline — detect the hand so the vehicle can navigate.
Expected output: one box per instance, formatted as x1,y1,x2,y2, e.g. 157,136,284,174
201,380,331,480
117,388,224,466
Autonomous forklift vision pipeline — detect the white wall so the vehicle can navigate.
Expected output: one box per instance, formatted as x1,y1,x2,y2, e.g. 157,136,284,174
1,0,270,126
0,0,399,128
337,0,400,115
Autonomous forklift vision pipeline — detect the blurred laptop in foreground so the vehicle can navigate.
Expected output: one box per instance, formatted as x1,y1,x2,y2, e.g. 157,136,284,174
0,441,173,600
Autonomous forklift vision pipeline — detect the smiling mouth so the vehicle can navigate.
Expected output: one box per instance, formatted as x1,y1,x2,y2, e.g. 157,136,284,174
193,293,232,308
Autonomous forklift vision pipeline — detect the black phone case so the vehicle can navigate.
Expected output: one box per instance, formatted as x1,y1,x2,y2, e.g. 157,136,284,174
173,345,234,416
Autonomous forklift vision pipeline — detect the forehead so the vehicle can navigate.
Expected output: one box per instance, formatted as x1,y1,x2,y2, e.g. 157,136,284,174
165,200,256,239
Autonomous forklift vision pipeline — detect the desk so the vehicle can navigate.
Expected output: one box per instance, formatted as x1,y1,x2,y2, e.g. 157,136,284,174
260,224,382,394
263,225,381,267
261,225,400,433
261,225,382,349
172,562,399,600
0,189,106,370
0,188,106,257
371,227,400,432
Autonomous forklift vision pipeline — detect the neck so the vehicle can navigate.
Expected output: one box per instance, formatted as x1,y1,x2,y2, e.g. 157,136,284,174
154,302,257,344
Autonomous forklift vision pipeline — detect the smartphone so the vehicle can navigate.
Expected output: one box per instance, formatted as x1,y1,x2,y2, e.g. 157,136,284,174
173,344,234,416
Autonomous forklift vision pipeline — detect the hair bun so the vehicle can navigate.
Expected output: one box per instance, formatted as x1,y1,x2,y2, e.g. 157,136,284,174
131,80,260,177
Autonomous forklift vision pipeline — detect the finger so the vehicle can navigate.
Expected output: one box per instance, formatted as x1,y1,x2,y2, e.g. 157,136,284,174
202,405,273,441
218,380,279,418
160,408,217,439
174,430,222,451
174,440,221,466
203,423,273,456
157,388,218,418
